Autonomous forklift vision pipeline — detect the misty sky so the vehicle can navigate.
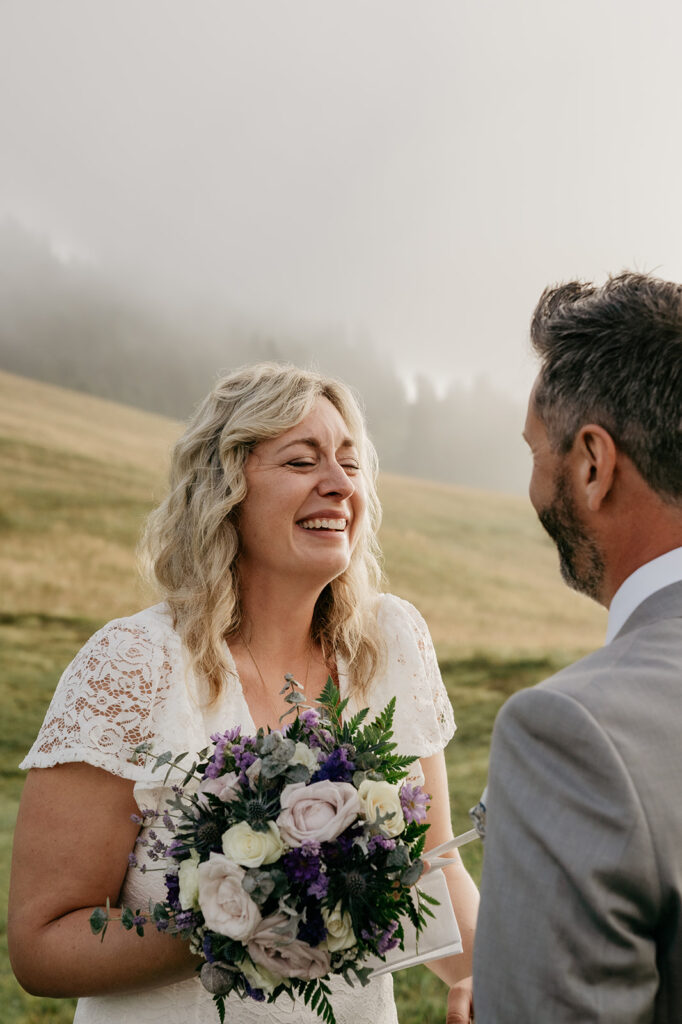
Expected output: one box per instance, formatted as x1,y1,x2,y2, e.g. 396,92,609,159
2,0,682,400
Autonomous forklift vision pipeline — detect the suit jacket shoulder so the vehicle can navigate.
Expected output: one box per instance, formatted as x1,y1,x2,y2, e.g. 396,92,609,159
474,581,682,1023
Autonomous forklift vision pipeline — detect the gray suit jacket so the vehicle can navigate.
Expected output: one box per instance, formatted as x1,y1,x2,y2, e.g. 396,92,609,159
474,580,682,1023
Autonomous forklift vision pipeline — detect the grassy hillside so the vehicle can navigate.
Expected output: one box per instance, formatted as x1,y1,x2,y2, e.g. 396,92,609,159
0,369,605,1023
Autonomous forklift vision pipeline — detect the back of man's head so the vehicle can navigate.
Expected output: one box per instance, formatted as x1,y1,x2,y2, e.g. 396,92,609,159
530,272,682,503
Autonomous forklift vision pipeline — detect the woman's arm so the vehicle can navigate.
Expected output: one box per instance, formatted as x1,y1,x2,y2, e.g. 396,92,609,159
421,750,479,1023
8,762,201,997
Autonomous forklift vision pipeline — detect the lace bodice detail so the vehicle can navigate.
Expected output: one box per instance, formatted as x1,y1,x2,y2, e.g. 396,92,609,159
21,594,455,1024
22,595,455,781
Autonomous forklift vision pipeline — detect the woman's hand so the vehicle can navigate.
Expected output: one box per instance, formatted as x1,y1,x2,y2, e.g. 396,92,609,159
447,976,474,1022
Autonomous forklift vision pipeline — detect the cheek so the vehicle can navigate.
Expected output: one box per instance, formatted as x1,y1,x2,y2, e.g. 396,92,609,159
528,461,551,513
349,485,368,546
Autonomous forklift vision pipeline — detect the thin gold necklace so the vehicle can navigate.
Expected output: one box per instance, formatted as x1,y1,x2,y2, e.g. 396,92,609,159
238,628,312,696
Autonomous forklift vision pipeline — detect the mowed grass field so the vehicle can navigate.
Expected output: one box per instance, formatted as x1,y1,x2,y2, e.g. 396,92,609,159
0,369,606,1023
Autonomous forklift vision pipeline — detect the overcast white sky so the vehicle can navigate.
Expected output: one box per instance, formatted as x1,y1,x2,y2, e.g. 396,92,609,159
2,0,682,399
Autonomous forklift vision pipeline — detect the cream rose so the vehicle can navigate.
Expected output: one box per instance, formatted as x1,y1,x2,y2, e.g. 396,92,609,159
177,851,200,909
290,742,319,774
322,902,356,952
247,913,331,979
197,853,262,940
221,820,285,868
357,779,406,837
276,780,361,846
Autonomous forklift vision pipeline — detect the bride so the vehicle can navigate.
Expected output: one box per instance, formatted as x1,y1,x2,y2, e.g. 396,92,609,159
9,363,478,1023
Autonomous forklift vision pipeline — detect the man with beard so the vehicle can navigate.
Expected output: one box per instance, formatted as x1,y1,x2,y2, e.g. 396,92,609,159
473,272,682,1023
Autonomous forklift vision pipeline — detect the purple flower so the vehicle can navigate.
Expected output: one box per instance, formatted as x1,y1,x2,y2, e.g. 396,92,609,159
312,746,355,783
300,708,321,729
174,910,196,930
297,905,326,947
204,741,227,779
377,921,400,955
165,837,186,860
368,834,396,854
244,980,266,1002
283,842,323,884
361,919,400,954
308,728,333,750
308,874,329,899
202,933,216,963
211,727,242,745
232,737,258,772
400,783,430,825
165,872,180,911
321,829,355,865
128,852,138,868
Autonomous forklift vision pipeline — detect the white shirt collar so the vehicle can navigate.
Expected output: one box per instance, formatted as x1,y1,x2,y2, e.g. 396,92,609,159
605,546,682,644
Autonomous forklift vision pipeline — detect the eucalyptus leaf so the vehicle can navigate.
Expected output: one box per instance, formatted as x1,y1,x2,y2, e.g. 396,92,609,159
152,751,173,771
401,859,424,886
89,907,108,935
386,845,409,869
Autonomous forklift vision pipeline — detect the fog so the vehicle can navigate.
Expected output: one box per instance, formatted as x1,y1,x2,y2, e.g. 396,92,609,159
0,220,529,492
2,1,682,492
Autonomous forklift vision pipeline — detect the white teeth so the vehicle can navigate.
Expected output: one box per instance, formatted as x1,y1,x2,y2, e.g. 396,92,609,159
299,518,346,531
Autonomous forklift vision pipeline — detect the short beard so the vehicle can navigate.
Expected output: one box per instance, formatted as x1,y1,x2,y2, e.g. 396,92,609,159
537,468,605,602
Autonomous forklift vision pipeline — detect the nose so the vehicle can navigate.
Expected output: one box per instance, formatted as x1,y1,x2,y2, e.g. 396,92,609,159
318,460,355,500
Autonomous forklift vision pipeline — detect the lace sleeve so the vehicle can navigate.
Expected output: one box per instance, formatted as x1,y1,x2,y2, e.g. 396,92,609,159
376,594,456,758
19,614,176,781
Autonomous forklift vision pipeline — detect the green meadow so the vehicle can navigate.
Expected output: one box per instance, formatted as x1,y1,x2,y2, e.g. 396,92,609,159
0,370,605,1023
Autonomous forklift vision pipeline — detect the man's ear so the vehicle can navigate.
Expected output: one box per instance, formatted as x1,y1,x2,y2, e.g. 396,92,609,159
573,424,617,512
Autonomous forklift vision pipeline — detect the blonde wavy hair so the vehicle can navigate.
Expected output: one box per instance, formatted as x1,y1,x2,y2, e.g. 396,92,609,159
142,362,385,703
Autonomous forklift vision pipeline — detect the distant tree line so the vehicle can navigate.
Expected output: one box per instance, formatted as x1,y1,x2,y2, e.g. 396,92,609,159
0,220,529,494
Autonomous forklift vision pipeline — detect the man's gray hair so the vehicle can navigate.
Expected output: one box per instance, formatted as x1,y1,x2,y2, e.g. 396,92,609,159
530,271,682,502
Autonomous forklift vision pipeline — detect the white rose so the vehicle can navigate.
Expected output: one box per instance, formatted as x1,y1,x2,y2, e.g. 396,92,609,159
222,820,285,868
322,902,356,952
240,956,287,994
177,851,200,909
291,742,319,774
357,779,405,837
197,853,261,940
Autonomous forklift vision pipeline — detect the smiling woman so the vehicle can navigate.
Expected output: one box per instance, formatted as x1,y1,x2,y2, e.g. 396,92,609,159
8,362,478,1024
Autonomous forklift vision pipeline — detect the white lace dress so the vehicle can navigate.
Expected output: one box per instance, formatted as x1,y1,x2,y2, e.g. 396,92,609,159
21,593,455,1024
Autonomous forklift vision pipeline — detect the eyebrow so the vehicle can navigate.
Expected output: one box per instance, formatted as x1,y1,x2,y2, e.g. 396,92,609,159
276,436,357,454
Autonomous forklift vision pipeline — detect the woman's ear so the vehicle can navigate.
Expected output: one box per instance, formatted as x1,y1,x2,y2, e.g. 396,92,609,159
573,424,617,512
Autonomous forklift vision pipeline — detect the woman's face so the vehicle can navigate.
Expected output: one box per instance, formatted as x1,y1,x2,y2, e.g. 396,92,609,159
237,397,367,590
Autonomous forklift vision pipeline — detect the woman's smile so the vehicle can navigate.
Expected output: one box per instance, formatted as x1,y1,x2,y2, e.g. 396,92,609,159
237,397,366,585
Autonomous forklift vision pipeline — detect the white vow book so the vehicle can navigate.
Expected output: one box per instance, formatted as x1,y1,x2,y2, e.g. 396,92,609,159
367,866,462,976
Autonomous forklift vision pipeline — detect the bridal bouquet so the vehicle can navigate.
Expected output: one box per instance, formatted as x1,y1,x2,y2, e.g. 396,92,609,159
90,678,437,1024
